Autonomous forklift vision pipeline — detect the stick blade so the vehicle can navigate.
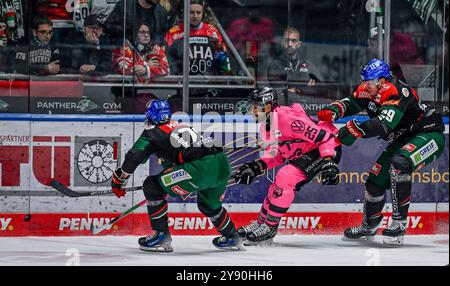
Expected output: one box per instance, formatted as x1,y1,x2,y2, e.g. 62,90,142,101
50,180,77,197
50,179,84,197
90,224,104,236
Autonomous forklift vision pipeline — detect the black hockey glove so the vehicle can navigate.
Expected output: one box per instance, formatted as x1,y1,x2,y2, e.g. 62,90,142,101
234,160,265,185
320,160,340,185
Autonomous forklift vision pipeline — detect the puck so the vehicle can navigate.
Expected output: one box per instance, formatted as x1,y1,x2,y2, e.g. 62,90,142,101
24,214,32,222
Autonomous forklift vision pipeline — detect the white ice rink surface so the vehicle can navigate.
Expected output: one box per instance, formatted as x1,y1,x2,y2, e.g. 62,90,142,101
0,235,448,266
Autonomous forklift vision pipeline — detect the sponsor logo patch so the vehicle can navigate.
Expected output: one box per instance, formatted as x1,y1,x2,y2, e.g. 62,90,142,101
415,163,426,171
161,169,192,187
410,140,439,165
401,143,416,153
171,185,190,196
381,99,400,106
370,163,382,176
291,120,305,133
368,101,377,112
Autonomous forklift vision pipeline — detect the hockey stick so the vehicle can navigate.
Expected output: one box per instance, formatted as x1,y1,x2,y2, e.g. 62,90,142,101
50,179,143,197
90,199,148,235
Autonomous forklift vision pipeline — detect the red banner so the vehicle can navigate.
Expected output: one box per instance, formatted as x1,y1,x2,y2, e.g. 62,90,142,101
0,212,447,237
0,80,83,97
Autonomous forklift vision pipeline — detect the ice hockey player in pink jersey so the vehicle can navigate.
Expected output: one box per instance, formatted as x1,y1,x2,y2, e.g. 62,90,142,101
234,87,342,244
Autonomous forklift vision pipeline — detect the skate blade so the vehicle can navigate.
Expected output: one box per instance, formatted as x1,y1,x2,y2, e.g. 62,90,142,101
383,236,404,247
139,244,174,252
214,244,246,251
244,238,274,246
341,235,375,242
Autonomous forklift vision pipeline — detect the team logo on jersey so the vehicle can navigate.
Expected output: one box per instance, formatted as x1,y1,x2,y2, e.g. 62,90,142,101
410,140,438,165
291,120,305,133
370,163,382,176
402,88,410,97
374,93,382,104
273,186,284,198
401,143,416,153
368,101,377,112
161,169,192,186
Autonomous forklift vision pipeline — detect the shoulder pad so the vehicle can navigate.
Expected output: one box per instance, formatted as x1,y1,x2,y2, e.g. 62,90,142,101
353,83,371,99
158,120,180,134
376,82,399,104
290,103,306,113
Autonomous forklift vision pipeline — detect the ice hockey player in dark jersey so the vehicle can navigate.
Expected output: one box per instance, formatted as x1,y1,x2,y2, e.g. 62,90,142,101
318,59,445,246
111,99,244,252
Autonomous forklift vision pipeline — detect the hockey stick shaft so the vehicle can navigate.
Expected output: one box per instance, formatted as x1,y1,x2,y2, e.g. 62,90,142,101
91,199,148,235
50,179,143,197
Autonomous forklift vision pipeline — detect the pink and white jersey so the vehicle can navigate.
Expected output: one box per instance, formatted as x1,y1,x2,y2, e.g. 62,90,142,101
259,103,340,170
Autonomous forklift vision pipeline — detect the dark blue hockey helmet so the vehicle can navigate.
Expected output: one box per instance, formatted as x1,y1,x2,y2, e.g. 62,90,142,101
361,58,391,82
145,99,171,125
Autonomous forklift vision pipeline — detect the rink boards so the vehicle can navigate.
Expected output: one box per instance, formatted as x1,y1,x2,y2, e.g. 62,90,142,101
0,114,448,236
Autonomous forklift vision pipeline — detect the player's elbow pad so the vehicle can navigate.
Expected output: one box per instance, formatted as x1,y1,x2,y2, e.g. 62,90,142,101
121,149,146,174
361,118,392,138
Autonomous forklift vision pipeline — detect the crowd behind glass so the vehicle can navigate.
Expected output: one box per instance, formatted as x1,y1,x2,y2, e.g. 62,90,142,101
0,0,447,114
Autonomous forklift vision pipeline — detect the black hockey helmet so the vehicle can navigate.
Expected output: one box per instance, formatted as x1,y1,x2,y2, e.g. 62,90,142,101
248,86,278,108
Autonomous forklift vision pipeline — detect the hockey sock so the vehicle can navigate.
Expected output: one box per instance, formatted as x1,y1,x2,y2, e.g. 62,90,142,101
210,207,237,237
147,200,169,232
265,183,295,228
389,161,412,221
265,199,289,228
363,180,386,227
257,197,270,224
142,176,169,232
197,200,237,237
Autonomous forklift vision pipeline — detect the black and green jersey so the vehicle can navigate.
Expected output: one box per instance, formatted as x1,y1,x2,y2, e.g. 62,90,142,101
121,120,220,174
330,78,445,141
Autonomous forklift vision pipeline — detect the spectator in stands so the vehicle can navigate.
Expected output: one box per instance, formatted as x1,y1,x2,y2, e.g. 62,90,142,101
366,27,424,83
112,21,169,82
104,0,168,45
73,0,121,33
164,0,231,75
1,0,28,73
160,0,181,28
112,21,169,114
1,0,27,46
15,14,62,75
267,26,323,91
226,9,274,72
32,0,74,45
69,14,113,75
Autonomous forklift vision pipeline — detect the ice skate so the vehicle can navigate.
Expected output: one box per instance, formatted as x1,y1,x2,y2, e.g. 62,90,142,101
246,223,277,243
212,233,246,251
343,223,380,241
382,220,406,247
138,231,174,252
237,220,261,238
